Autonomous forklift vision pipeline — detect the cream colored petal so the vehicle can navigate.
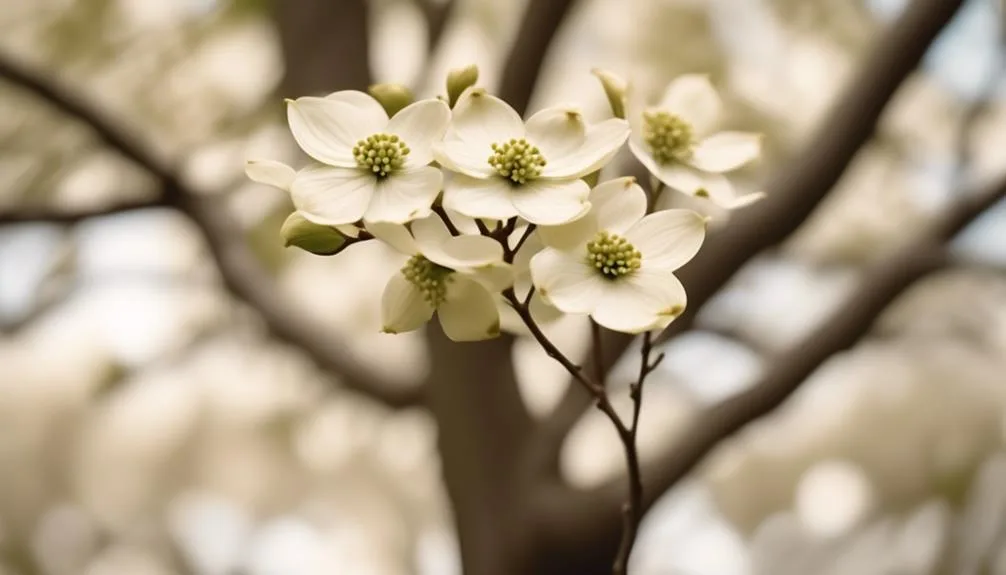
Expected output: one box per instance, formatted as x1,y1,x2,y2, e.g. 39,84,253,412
537,214,597,252
590,176,648,234
512,231,543,297
245,159,295,190
387,98,451,166
430,235,505,269
511,179,591,226
689,132,761,173
290,165,374,226
443,175,520,221
381,272,435,334
628,137,664,180
433,139,495,178
625,209,706,272
363,166,442,224
525,106,587,160
540,118,630,179
530,248,605,314
324,90,389,129
590,269,686,333
336,224,362,238
287,97,372,167
658,74,722,136
657,165,760,210
438,276,501,342
450,88,524,149
365,221,419,255
463,262,514,292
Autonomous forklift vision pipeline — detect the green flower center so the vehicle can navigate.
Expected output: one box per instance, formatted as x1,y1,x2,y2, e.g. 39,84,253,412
586,231,642,280
353,133,410,178
488,138,546,185
401,255,453,307
643,110,693,164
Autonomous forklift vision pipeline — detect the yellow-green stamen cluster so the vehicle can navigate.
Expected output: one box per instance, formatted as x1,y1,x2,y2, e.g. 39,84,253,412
488,138,546,184
586,231,642,280
354,133,409,178
643,110,693,164
401,255,453,307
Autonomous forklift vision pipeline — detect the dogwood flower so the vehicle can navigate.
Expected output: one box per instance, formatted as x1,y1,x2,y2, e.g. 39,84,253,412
531,177,706,333
434,88,630,225
371,216,513,342
285,91,450,225
627,75,763,209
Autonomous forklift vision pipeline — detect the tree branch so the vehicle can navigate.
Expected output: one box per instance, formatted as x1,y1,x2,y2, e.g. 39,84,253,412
0,52,423,409
544,172,1006,546
0,197,164,225
497,0,581,115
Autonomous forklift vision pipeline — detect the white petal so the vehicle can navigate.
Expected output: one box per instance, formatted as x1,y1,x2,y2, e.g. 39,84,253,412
324,90,389,130
410,215,453,250
689,132,761,173
591,269,686,333
463,262,514,292
530,248,605,314
525,106,587,160
529,291,564,324
290,165,374,226
625,209,706,272
434,138,494,178
655,165,757,210
363,166,442,224
537,213,597,252
590,176,647,234
336,224,362,238
628,137,664,180
658,74,722,136
541,118,630,179
443,175,520,221
388,98,451,166
366,221,419,255
287,97,373,167
438,276,501,341
381,272,435,334
513,231,543,297
245,160,295,190
430,235,505,269
511,179,591,226
450,88,524,149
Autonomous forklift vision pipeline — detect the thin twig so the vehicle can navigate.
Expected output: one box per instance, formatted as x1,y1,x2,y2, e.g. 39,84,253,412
590,320,606,389
0,196,165,225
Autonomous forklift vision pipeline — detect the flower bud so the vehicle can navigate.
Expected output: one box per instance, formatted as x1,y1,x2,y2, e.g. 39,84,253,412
368,83,414,117
281,212,349,256
592,68,627,119
446,64,479,108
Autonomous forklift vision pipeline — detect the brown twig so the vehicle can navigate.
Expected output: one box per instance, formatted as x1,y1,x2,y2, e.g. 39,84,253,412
0,197,165,224
0,51,423,408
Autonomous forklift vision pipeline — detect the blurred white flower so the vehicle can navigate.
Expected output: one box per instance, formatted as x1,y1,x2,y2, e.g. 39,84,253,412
627,74,763,209
284,92,450,225
434,88,629,225
370,216,512,341
530,177,705,333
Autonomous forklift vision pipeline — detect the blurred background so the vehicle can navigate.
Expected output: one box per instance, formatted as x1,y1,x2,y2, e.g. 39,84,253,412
2,0,1006,573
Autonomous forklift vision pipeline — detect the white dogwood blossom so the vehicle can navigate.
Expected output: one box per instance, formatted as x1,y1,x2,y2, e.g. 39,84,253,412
371,216,513,342
531,177,706,333
434,88,630,225
285,91,450,225
627,75,763,209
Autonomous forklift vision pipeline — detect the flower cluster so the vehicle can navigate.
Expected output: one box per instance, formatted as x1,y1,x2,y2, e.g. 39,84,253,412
246,68,762,341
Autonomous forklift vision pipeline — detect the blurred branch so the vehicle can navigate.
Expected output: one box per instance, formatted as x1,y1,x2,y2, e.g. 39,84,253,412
0,197,163,224
0,53,423,409
416,0,456,53
272,0,371,96
544,171,1006,545
497,0,581,115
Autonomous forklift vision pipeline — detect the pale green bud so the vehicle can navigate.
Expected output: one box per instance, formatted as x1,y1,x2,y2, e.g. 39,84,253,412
446,64,479,108
592,68,627,119
281,212,348,256
368,83,414,117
